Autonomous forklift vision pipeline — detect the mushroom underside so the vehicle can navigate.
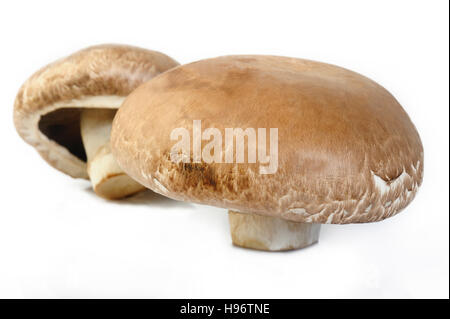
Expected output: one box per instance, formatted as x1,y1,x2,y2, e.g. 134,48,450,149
39,107,87,161
38,102,144,199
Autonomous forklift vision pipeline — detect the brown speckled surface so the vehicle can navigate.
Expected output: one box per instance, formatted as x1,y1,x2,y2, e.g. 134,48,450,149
111,55,423,224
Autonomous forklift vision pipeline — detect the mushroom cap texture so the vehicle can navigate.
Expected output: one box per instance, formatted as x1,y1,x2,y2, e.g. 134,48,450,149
111,55,423,224
14,44,179,178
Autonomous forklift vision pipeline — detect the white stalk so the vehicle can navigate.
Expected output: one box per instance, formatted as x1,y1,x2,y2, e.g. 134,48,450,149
80,109,145,199
229,211,321,251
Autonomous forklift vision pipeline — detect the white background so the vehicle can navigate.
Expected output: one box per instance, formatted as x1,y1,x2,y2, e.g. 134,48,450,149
0,0,448,299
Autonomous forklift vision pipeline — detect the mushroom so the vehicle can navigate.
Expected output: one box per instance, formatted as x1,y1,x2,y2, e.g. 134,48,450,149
110,55,423,251
14,44,179,199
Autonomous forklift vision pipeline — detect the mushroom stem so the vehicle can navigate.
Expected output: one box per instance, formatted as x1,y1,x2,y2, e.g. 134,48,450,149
228,211,321,251
80,109,145,199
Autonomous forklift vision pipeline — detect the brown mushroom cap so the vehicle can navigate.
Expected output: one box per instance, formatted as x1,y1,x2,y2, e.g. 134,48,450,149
14,44,179,179
111,55,423,224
